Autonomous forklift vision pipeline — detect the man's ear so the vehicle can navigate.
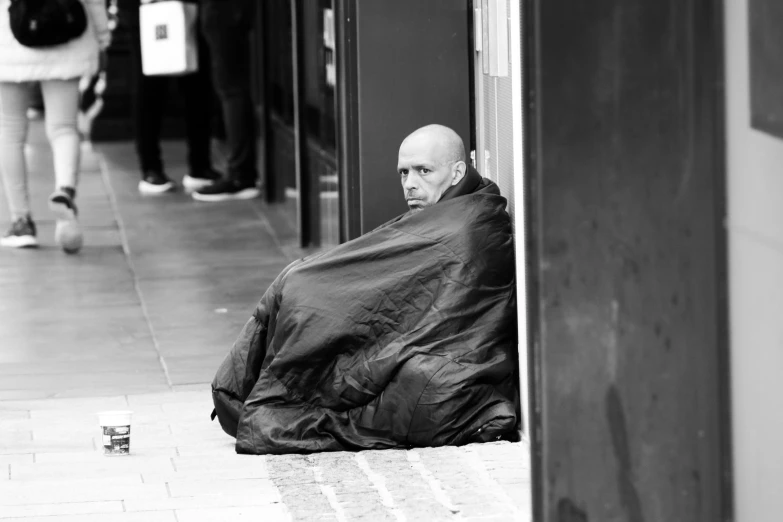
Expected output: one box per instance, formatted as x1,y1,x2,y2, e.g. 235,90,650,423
451,161,467,185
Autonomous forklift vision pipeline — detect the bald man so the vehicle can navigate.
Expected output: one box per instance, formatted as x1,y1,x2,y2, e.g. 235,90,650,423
211,123,517,455
397,124,468,213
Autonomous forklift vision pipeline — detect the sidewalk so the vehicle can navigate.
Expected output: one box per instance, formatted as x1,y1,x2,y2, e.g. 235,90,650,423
0,126,531,521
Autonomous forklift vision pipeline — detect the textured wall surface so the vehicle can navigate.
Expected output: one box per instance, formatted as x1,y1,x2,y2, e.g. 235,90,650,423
528,1,730,521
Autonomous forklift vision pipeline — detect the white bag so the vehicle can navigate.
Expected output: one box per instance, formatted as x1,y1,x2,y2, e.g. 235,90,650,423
139,0,199,76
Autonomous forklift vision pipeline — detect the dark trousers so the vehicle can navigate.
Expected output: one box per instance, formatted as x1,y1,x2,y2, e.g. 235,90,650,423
129,15,213,175
200,0,257,184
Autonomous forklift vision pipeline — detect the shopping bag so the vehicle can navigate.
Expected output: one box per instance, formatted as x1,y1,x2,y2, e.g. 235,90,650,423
139,0,199,76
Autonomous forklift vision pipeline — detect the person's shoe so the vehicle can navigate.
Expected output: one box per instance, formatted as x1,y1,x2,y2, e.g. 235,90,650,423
26,107,44,120
182,168,221,192
138,170,176,195
49,188,83,254
0,215,38,248
192,178,260,202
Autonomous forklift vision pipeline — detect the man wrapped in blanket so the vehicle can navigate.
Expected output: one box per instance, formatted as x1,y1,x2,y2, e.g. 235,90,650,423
212,124,519,454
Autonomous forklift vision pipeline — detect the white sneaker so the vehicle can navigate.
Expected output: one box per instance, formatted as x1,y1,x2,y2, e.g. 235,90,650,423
182,170,221,192
139,171,176,195
0,216,38,248
49,190,83,254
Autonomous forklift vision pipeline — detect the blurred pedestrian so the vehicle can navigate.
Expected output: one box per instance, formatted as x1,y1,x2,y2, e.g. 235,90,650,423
0,0,111,253
192,0,260,201
125,0,221,195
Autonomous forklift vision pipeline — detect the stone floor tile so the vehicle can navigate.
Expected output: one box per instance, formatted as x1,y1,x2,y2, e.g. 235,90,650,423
0,500,124,519
3,396,129,412
164,413,216,427
167,477,279,498
168,415,217,430
171,454,266,473
455,503,520,518
0,482,169,506
4,476,142,491
0,411,29,420
40,385,173,399
0,432,32,444
133,438,233,453
0,359,161,377
0,372,168,392
0,391,53,401
9,457,174,480
126,391,211,406
0,439,94,456
26,409,131,425
142,466,270,483
0,454,33,466
32,447,177,463
124,493,283,512
160,400,212,412
0,513,176,522
460,513,526,522
168,423,226,438
335,500,402,521
273,483,334,517
485,468,530,482
171,445,240,458
287,511,344,522
171,384,212,393
175,505,291,522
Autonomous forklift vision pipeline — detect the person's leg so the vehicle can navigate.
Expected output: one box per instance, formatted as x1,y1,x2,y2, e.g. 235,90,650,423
195,0,259,201
41,79,80,190
0,82,37,248
0,82,32,220
179,32,220,190
129,14,174,193
41,79,83,254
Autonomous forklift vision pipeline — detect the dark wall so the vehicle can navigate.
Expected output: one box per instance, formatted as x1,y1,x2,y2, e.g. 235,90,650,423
350,0,472,232
526,1,730,521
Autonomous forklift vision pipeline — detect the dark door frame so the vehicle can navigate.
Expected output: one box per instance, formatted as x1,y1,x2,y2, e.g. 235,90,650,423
291,0,321,247
334,0,362,242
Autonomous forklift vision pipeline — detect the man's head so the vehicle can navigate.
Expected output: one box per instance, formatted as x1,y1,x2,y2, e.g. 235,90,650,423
397,124,467,213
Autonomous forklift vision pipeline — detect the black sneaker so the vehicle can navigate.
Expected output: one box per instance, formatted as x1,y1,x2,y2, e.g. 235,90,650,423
48,188,83,254
1,215,38,248
192,178,260,202
182,168,221,192
138,170,176,195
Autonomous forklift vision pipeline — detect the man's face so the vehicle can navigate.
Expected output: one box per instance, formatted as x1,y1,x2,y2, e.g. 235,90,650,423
397,137,457,213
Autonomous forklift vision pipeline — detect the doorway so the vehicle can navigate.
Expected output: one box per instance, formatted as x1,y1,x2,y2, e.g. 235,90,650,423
253,0,341,248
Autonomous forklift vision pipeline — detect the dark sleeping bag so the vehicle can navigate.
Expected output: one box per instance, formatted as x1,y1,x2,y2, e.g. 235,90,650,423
212,168,519,454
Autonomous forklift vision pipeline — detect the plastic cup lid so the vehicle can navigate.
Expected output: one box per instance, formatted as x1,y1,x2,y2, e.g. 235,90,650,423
97,410,133,426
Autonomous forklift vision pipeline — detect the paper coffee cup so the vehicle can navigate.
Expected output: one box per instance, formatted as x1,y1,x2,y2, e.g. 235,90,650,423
97,410,133,456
